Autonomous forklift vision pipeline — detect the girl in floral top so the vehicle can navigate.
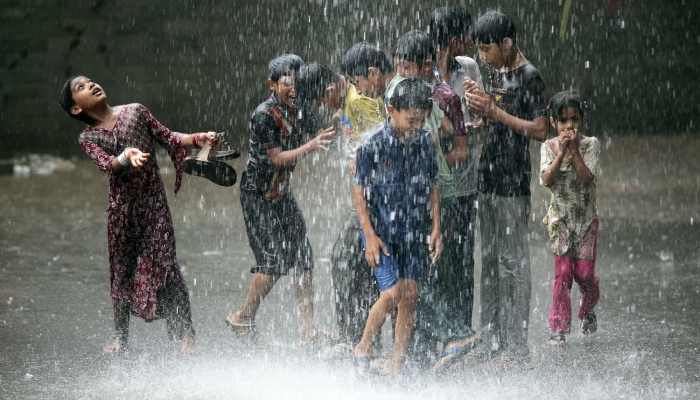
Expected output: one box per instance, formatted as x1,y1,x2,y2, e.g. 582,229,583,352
59,76,219,355
540,91,601,346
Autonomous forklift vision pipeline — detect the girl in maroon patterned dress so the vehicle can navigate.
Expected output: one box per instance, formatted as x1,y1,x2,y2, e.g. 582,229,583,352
59,76,218,355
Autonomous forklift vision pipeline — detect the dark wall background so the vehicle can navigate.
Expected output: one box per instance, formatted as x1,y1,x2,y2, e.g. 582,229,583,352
1,0,698,158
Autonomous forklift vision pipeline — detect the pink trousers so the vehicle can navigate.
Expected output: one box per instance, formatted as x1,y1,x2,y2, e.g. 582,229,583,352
548,220,600,334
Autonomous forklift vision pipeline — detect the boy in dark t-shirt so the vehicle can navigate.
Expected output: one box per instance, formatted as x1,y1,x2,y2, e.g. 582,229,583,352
463,10,548,365
226,54,336,348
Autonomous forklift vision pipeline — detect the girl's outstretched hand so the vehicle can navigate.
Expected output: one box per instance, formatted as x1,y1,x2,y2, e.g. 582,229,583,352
124,148,150,168
194,131,220,148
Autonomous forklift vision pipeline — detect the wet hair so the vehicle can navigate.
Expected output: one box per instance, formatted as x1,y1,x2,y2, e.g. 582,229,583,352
548,90,585,121
268,54,304,81
472,10,517,47
395,30,435,67
296,62,341,103
58,75,95,125
430,6,472,51
388,78,433,111
341,42,393,78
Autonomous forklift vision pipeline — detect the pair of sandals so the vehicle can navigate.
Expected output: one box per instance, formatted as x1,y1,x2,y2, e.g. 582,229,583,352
548,313,598,346
184,133,240,187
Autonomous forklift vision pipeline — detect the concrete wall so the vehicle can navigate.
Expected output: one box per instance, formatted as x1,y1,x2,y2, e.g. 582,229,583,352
1,0,698,158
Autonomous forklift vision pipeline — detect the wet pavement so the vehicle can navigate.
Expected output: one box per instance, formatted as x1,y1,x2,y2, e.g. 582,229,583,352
1,134,699,399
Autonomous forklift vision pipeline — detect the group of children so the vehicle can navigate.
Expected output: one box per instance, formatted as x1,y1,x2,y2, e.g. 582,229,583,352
59,6,601,378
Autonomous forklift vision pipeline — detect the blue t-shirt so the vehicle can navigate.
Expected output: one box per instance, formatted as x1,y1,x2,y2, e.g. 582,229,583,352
354,121,439,245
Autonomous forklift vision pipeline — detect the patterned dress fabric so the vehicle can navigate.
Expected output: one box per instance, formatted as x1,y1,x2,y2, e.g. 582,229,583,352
540,137,602,258
79,103,187,321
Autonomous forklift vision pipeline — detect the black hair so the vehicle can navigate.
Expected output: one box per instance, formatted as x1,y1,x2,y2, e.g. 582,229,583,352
388,78,433,111
296,62,341,103
429,6,472,51
268,54,304,81
341,42,394,78
548,90,585,120
58,75,95,125
472,10,517,47
395,30,435,67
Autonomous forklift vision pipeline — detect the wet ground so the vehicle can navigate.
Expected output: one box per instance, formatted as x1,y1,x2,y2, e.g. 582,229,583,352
1,134,699,399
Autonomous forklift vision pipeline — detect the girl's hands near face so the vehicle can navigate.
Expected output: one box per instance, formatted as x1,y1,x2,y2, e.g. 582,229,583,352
557,131,572,157
124,148,150,168
567,128,580,151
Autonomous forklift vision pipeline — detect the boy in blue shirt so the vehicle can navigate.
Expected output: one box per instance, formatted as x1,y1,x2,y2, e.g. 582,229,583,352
353,78,441,377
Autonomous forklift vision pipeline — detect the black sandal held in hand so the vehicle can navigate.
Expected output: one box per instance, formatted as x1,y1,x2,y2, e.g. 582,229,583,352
184,139,237,187
187,133,240,161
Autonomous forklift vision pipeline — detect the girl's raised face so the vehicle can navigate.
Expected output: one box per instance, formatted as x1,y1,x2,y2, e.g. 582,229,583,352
551,106,582,134
69,76,106,116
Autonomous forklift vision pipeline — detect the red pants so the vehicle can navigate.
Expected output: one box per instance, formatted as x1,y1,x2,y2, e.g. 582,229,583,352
548,220,600,334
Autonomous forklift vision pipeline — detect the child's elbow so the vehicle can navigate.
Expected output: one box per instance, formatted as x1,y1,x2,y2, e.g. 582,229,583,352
533,127,548,142
581,176,595,187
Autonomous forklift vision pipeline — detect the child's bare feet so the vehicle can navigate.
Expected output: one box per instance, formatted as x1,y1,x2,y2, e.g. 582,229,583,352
103,334,127,353
175,336,196,356
580,313,597,335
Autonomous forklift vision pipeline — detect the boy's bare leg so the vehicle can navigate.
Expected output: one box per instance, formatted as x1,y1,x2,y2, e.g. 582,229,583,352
293,269,318,342
389,279,418,375
227,273,280,325
354,286,400,358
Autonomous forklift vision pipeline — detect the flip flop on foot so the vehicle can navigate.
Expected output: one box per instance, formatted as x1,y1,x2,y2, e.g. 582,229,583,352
432,333,481,371
547,333,566,346
225,316,268,349
354,355,382,379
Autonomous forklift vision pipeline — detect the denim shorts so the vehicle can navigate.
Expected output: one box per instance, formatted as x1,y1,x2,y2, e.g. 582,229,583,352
359,230,420,291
